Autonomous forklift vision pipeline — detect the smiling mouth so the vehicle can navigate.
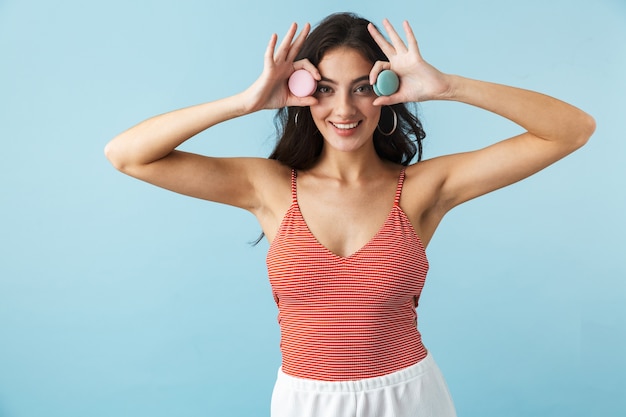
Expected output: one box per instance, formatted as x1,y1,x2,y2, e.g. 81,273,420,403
331,121,360,130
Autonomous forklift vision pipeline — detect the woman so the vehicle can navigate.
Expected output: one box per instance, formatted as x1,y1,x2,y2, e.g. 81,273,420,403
105,12,595,417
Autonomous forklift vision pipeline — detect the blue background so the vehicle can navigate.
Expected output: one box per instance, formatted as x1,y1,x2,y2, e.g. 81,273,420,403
1,0,624,416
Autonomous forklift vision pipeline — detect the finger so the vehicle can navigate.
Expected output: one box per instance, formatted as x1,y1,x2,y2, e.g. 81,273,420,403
276,23,298,61
372,94,401,107
372,96,388,106
369,61,391,85
402,20,421,56
264,33,278,67
292,58,321,80
367,23,396,58
288,95,318,107
286,23,310,62
382,18,408,53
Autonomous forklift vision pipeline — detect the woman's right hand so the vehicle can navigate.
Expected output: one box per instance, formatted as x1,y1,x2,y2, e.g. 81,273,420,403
242,23,320,112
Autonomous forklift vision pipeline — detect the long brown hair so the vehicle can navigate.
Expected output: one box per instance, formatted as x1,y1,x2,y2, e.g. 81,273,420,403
269,12,426,169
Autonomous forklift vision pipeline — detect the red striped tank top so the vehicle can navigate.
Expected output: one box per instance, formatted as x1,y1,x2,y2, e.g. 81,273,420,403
266,168,429,381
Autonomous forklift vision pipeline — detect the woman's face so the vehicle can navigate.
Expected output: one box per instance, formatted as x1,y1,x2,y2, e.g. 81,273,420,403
310,46,381,154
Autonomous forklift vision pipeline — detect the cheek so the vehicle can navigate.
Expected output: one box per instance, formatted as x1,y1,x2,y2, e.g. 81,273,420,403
354,97,380,118
309,103,330,123
364,106,382,125
308,108,327,132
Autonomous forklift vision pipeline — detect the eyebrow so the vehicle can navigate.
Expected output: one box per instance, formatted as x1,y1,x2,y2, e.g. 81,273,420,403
319,75,370,84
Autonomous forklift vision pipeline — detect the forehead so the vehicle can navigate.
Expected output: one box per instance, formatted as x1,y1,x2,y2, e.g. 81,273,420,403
318,47,372,76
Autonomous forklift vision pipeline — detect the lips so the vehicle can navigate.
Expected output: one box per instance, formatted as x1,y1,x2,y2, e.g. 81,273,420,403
331,121,360,130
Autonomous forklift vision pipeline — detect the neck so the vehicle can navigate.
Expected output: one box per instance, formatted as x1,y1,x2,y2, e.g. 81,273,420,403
312,143,392,181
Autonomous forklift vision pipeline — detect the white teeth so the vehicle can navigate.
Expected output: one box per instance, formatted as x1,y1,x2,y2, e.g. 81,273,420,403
332,122,359,129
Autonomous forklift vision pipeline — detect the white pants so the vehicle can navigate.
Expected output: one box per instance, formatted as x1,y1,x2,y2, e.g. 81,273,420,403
271,352,457,417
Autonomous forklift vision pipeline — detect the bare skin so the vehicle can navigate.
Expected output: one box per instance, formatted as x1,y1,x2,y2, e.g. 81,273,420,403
104,20,595,258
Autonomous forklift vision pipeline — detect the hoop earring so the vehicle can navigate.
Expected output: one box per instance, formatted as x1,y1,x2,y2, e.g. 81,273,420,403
294,111,300,126
377,106,397,136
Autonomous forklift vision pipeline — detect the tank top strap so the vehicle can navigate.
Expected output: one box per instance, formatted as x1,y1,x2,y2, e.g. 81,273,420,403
290,169,298,203
394,168,406,206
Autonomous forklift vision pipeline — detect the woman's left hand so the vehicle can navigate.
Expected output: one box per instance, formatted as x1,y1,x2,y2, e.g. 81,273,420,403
368,19,453,105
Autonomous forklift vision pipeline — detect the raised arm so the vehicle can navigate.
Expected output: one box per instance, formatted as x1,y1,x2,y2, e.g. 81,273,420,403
104,23,319,211
368,20,596,212
429,75,595,209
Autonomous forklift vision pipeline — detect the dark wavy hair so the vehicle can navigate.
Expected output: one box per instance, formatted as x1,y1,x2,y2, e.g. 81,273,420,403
269,12,426,168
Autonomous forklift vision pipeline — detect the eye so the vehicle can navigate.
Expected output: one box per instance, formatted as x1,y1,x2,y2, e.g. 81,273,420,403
316,85,332,94
355,84,374,94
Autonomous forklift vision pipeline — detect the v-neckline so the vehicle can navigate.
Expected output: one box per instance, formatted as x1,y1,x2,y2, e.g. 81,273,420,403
293,202,399,260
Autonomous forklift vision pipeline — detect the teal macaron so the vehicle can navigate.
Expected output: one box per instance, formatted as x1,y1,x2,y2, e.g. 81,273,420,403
373,70,399,96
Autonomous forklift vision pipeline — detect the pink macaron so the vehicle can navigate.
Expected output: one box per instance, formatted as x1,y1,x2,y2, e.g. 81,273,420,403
288,69,317,97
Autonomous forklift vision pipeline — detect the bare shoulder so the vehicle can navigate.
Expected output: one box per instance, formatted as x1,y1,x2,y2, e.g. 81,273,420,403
244,158,293,241
400,157,454,247
206,156,292,213
402,150,483,210
248,157,292,186
248,158,293,207
402,157,449,207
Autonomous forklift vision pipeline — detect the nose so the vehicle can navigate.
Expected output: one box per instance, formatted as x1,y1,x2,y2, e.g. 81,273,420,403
334,89,356,118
